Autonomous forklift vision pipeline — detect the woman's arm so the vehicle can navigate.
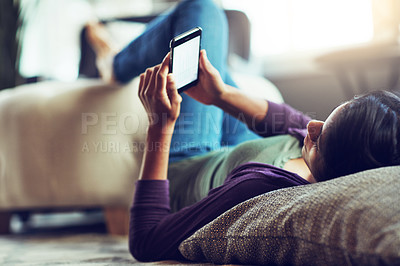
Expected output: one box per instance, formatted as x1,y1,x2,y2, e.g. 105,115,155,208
215,84,269,128
185,50,269,127
185,50,310,137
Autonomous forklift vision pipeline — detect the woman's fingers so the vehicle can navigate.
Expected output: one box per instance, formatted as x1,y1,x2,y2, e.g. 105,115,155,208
142,67,153,97
155,53,171,96
148,65,160,95
137,52,181,126
138,73,145,98
167,74,182,121
167,74,181,103
144,68,152,86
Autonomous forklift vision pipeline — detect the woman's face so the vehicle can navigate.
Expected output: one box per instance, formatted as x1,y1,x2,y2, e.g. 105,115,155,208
302,103,346,180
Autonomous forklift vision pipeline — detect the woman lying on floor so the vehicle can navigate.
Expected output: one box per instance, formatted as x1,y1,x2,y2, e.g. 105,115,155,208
86,0,400,262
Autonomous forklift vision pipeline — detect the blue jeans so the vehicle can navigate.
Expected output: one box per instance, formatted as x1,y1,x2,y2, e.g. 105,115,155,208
113,0,260,162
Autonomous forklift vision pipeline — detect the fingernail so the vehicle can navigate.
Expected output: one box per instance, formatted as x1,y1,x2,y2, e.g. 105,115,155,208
164,52,170,60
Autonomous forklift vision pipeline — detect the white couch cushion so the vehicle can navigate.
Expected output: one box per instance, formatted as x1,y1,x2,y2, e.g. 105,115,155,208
0,78,147,208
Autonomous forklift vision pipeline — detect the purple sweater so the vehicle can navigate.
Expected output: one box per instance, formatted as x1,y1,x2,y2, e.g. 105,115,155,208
129,101,311,262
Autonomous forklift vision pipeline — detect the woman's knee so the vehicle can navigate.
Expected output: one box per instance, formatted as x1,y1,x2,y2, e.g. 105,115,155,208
174,0,227,33
177,0,221,13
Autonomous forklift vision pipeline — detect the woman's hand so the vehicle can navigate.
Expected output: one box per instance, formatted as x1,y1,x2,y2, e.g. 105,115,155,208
138,53,182,181
138,53,182,133
184,50,227,105
186,50,269,129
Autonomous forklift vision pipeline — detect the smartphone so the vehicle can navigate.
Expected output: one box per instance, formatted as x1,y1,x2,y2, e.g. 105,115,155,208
169,27,202,93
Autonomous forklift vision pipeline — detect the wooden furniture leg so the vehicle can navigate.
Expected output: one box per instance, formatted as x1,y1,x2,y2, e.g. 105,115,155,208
103,206,129,236
0,211,12,234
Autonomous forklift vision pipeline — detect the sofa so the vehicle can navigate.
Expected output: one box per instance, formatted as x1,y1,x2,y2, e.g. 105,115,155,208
0,78,147,234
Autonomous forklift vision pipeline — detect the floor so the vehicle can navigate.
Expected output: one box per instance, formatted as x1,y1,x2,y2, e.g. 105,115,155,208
0,211,212,266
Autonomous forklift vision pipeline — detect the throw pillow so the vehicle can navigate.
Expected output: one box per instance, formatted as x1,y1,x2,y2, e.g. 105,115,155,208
179,166,400,265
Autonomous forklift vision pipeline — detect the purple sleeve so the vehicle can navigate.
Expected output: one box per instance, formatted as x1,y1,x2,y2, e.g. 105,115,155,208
250,101,311,140
129,163,309,262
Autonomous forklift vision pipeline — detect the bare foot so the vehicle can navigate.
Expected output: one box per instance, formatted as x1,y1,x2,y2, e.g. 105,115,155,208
85,22,119,83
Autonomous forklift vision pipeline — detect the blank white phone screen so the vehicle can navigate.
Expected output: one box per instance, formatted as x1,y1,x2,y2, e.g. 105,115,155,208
172,35,200,89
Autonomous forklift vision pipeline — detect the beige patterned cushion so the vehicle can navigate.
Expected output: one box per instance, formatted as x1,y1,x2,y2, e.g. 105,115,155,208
179,166,400,265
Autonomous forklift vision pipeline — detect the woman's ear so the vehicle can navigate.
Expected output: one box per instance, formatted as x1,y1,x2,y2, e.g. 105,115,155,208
307,120,324,142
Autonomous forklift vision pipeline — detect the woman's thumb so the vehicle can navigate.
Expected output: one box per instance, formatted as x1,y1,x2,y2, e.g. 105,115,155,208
200,49,218,76
200,50,210,70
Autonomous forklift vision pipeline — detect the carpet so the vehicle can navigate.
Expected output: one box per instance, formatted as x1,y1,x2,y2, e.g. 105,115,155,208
0,233,215,265
0,233,135,265
0,212,213,265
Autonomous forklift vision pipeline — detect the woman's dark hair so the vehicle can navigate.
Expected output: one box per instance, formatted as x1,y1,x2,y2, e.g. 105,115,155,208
319,90,400,181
